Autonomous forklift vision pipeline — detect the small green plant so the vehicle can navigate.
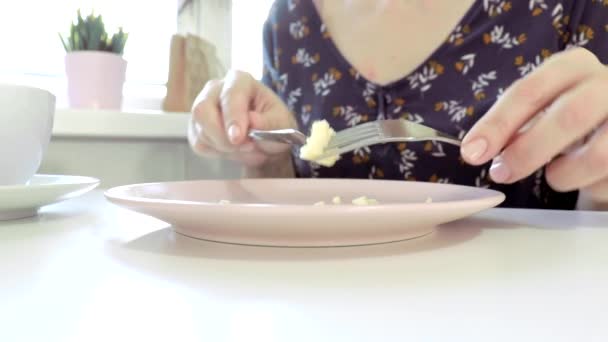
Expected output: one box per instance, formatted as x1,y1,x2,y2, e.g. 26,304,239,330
59,10,128,55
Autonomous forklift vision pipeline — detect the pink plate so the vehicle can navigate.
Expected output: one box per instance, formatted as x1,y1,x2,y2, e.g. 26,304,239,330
104,178,505,247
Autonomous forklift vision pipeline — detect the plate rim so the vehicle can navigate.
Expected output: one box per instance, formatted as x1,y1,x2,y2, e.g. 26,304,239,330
0,174,100,191
104,178,506,209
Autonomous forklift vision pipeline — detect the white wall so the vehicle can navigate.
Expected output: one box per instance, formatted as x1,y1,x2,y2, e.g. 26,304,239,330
40,109,243,188
41,137,242,188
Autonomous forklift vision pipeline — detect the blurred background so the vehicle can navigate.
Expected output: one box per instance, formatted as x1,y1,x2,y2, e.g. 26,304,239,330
0,0,276,188
0,0,274,110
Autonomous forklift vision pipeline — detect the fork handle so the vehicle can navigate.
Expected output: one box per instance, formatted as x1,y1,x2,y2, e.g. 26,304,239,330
432,135,462,147
248,129,307,146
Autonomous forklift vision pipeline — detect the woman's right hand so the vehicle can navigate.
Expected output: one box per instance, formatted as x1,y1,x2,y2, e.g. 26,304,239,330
188,70,297,167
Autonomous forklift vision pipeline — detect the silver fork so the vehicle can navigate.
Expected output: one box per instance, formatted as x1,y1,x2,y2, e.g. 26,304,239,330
248,119,461,161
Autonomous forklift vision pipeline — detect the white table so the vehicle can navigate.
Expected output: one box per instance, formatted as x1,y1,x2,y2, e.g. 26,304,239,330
1,190,607,342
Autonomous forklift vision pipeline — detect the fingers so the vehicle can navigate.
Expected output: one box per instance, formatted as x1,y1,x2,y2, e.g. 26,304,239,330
189,69,296,167
188,116,206,157
490,73,608,183
191,79,236,153
188,125,222,158
248,110,296,155
546,121,608,192
582,179,608,203
188,123,270,167
220,70,256,144
462,48,602,166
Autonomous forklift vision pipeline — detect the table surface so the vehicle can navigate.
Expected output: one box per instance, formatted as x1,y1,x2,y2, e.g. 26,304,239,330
1,190,607,342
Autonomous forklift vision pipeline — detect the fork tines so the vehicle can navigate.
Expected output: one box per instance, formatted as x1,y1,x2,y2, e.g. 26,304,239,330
326,121,380,149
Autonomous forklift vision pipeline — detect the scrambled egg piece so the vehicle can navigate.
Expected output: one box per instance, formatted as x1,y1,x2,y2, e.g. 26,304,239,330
299,120,340,167
313,196,379,206
352,196,379,206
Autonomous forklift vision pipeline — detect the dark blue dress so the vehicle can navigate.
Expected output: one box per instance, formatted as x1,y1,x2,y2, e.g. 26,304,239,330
261,0,608,209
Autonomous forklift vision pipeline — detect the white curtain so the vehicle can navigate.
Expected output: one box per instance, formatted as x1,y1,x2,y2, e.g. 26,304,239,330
232,0,275,78
178,0,232,70
178,0,275,78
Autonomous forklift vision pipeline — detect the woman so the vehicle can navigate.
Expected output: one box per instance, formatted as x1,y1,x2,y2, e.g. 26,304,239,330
188,0,608,210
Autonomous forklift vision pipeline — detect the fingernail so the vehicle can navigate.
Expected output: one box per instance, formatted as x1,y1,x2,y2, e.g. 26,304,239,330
461,138,488,163
227,124,241,144
490,156,511,183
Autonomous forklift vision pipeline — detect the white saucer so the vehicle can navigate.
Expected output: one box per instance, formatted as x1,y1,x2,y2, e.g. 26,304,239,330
0,174,100,221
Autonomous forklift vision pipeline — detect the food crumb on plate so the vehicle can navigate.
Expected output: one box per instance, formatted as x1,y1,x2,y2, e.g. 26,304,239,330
352,196,379,205
314,201,326,206
332,196,342,204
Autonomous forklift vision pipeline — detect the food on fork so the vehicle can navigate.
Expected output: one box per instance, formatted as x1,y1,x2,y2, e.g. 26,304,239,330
299,120,340,167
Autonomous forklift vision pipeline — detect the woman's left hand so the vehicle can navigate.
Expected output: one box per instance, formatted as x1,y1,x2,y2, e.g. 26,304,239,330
461,48,608,208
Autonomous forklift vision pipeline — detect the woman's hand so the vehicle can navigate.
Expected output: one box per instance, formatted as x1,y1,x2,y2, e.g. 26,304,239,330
462,48,608,207
189,70,297,167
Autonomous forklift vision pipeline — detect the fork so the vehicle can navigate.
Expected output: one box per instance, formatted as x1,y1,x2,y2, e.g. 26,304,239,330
248,119,461,161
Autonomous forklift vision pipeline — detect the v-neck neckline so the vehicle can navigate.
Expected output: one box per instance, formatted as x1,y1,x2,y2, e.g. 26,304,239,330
305,0,480,91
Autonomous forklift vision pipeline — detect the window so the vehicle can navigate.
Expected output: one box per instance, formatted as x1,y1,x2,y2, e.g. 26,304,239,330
0,0,176,109
231,0,275,80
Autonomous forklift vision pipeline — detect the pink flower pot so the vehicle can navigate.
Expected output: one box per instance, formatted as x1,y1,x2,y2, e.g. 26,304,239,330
65,51,127,110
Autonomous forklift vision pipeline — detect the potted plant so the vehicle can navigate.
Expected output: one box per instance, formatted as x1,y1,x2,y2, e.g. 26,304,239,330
59,10,129,110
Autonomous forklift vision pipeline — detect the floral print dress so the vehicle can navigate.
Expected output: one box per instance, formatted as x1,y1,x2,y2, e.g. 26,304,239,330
261,0,608,209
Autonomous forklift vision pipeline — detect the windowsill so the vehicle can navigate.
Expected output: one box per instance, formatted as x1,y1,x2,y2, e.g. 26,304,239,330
52,108,191,140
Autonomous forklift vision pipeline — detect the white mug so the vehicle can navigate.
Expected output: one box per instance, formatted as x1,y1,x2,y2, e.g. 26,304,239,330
0,84,56,186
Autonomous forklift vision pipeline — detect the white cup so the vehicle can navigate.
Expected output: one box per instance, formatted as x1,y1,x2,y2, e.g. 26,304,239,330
0,84,56,186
